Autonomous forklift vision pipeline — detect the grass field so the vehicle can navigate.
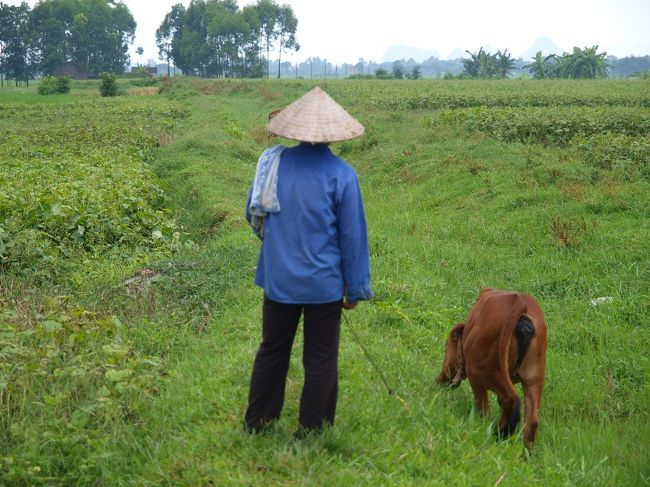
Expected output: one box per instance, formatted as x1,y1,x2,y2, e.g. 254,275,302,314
1,77,649,486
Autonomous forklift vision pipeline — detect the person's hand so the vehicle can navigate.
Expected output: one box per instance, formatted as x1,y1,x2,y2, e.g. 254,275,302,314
342,285,357,310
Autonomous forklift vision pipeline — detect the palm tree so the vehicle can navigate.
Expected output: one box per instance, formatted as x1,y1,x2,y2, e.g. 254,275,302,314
476,48,494,79
495,49,515,79
523,50,558,79
560,46,609,79
463,47,496,79
462,50,479,78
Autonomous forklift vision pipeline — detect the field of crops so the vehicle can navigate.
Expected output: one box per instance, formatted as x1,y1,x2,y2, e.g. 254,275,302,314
1,78,649,485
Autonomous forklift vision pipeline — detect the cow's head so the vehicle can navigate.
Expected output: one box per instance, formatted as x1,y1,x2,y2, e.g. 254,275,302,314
436,323,465,387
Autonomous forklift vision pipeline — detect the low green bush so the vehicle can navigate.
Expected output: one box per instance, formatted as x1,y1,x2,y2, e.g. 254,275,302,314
0,99,190,278
428,106,650,145
573,133,650,180
0,292,166,485
37,76,71,95
99,72,119,97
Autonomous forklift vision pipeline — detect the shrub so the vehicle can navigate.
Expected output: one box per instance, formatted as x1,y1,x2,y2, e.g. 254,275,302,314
99,72,119,97
428,106,650,145
37,76,71,95
55,75,71,94
573,134,650,180
0,99,190,277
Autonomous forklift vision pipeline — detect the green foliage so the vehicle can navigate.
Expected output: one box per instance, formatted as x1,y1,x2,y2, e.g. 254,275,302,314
37,75,59,95
55,75,71,94
159,0,298,78
374,68,391,79
524,46,610,79
409,65,422,80
37,75,71,95
0,2,32,83
556,46,609,79
99,72,119,97
572,133,650,179
0,98,190,278
462,47,515,79
629,69,650,79
428,103,650,182
392,62,404,79
429,106,650,145
29,0,136,76
309,79,650,110
523,51,558,79
0,292,167,484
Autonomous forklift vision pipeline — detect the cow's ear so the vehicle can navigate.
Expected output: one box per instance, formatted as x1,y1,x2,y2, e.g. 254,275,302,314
451,323,465,342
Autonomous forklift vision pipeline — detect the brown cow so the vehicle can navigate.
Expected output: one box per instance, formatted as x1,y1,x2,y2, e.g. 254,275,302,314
437,288,547,447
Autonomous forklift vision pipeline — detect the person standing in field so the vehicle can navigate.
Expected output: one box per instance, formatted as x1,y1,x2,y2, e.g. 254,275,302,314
244,87,372,437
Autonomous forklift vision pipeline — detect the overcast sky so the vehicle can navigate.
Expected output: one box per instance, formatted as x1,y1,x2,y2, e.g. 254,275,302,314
7,0,650,64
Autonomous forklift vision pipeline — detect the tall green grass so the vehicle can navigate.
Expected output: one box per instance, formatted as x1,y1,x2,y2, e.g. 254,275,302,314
1,78,648,485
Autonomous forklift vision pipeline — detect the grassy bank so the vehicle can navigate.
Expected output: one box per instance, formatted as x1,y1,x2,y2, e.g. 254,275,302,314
1,78,648,485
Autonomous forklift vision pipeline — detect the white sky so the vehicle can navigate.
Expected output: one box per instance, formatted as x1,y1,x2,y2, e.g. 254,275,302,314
6,0,650,64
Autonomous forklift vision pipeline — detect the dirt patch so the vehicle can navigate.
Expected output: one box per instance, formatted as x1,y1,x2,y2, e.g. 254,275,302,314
127,87,160,96
123,268,169,294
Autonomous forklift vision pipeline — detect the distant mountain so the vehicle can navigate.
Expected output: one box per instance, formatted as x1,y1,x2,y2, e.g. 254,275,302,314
447,48,466,60
520,37,565,61
382,45,439,63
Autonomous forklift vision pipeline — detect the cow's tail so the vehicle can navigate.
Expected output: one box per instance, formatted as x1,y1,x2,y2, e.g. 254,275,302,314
497,295,535,438
514,314,535,368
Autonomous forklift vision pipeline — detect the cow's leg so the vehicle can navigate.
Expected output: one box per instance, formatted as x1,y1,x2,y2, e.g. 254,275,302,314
494,383,521,439
522,379,543,447
469,380,489,415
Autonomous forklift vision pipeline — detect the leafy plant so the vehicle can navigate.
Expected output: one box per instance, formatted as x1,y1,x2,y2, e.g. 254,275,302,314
550,215,592,247
99,72,119,97
37,76,71,95
0,98,190,277
428,106,650,145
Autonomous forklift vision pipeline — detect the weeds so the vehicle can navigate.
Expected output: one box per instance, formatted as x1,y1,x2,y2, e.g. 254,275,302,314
550,215,592,247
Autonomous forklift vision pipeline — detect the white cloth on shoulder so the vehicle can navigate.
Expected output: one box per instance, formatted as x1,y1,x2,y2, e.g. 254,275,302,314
248,144,286,238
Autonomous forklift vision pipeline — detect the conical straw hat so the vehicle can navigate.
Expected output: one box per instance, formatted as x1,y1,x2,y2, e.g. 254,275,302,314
267,86,365,143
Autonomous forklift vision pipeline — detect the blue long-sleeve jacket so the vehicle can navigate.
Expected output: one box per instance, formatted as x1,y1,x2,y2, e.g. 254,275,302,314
246,143,372,304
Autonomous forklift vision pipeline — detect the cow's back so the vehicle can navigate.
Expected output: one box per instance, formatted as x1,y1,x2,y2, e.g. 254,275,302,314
462,289,525,383
462,289,544,382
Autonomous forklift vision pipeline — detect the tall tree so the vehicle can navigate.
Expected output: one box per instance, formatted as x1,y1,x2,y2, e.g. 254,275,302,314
241,5,262,77
392,61,404,79
410,65,422,79
494,49,515,79
463,47,509,79
30,0,136,76
156,3,185,76
0,3,13,86
206,0,248,77
157,0,297,79
0,2,33,85
523,50,558,79
254,0,279,78
526,46,610,79
561,46,609,79
275,3,298,78
177,0,210,76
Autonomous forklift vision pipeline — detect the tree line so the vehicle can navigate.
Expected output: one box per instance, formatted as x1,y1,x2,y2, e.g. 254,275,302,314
0,0,136,85
460,46,610,79
1,0,648,84
268,51,648,80
155,0,299,78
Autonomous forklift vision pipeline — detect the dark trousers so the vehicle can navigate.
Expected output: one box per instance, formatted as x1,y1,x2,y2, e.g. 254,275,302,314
245,295,342,432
